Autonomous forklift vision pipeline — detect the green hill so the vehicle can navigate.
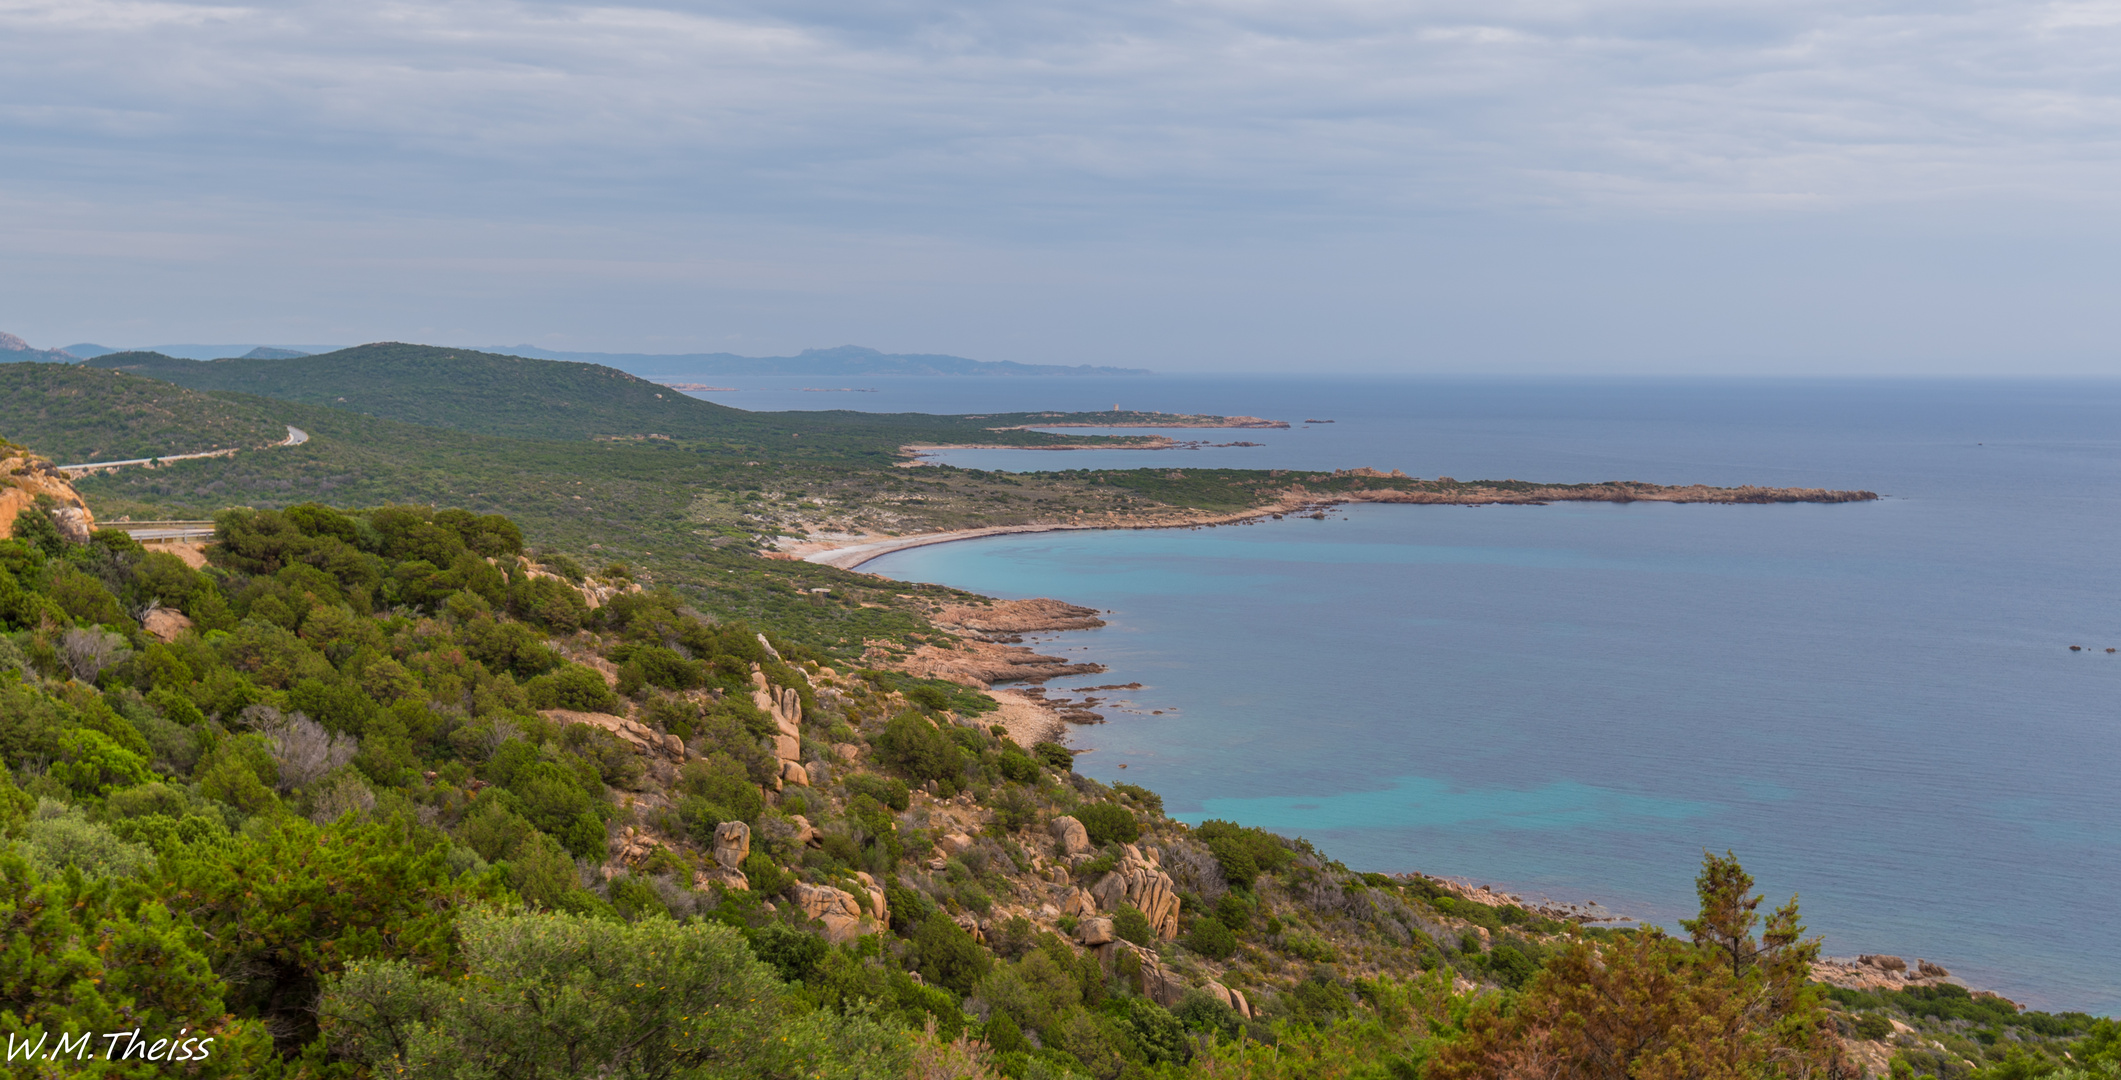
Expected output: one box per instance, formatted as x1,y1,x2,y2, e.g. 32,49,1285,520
83,343,1182,461
0,363,289,463
86,343,733,444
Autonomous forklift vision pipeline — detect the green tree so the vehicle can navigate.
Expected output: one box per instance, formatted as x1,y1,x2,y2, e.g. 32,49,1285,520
0,851,276,1077
152,814,488,1050
319,908,908,1079
1432,853,1844,1080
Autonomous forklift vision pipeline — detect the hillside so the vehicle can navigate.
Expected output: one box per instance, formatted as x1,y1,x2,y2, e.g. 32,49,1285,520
0,500,2101,1079
497,343,1151,376
84,344,1170,456
86,344,744,443
0,363,289,463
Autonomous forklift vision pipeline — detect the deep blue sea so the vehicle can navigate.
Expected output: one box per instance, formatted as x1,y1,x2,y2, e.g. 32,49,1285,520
685,375,2121,1013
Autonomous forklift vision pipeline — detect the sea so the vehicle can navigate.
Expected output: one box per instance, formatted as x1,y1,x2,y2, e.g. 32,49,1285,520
679,375,2121,1014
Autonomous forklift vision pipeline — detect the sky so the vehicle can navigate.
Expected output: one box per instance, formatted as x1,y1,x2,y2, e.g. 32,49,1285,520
4,0,2121,374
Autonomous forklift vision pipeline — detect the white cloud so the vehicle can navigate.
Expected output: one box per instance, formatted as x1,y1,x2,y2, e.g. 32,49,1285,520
4,0,2121,367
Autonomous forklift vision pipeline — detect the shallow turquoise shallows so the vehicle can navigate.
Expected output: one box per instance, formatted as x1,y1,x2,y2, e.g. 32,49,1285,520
803,376,2121,1013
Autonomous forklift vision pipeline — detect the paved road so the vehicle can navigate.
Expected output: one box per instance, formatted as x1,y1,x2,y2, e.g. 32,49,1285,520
118,526,217,540
59,425,308,474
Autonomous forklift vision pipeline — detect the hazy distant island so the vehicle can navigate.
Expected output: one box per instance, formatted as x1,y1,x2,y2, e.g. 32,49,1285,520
492,343,1153,377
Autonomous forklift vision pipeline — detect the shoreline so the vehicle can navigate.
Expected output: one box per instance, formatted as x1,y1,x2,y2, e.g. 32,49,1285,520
802,477,2033,1010
791,478,1880,570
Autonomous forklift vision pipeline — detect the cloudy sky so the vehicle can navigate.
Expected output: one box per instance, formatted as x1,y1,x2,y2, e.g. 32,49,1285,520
4,0,2120,372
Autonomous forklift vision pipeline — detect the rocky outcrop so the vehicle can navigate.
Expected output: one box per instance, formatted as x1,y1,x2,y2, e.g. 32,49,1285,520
1812,954,1965,994
142,608,195,643
694,864,749,891
1076,917,1115,946
713,821,750,870
854,871,888,922
1051,816,1091,856
519,558,641,611
753,671,804,734
891,637,1105,690
1061,887,1099,919
0,450,95,543
753,668,809,789
1201,980,1253,1020
1092,940,1186,1008
931,598,1106,637
791,881,879,943
1088,844,1182,940
608,825,662,874
539,709,686,761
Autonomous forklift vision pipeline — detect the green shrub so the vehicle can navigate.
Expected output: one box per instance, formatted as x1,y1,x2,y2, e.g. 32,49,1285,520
1193,819,1293,885
1115,996,1192,1066
845,772,911,812
318,908,899,1080
1174,988,1244,1041
677,755,764,823
741,852,791,896
1033,742,1074,772
1282,931,1339,963
875,712,965,785
1112,904,1153,947
1111,782,1164,814
524,663,620,713
606,874,670,922
912,912,991,995
991,785,1038,832
1185,916,1238,960
995,747,1039,783
1854,1013,1893,1041
1073,802,1139,846
50,727,153,796
749,923,829,984
1485,944,1541,989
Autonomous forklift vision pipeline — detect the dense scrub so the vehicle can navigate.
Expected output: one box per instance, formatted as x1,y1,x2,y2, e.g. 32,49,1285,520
0,365,287,462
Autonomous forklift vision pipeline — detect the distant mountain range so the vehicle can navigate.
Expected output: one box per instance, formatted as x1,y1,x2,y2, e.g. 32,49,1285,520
7,333,1145,375
489,344,1150,377
0,332,93,363
59,343,315,360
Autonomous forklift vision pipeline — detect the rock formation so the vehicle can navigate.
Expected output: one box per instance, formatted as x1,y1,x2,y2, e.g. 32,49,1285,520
142,608,195,643
853,871,888,922
753,668,808,787
791,881,878,944
713,821,750,869
1812,953,1963,993
0,447,95,543
539,709,686,761
930,598,1107,636
1051,815,1091,856
1087,844,1182,940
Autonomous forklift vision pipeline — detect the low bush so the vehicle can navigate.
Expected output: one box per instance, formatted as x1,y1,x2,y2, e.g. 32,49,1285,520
1073,802,1139,846
1185,916,1238,959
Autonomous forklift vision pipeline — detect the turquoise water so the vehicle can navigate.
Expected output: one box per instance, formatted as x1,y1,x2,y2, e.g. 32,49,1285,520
675,375,2121,1010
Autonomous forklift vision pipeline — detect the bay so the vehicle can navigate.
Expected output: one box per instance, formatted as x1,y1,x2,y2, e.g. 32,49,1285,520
697,375,2121,1013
